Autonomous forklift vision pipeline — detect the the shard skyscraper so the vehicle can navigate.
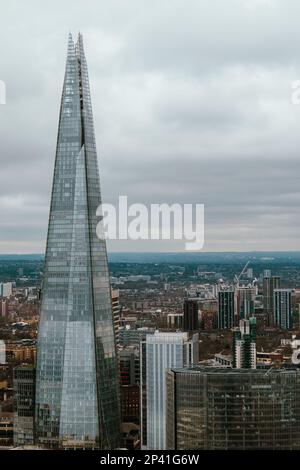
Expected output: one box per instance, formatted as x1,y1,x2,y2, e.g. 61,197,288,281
35,33,120,449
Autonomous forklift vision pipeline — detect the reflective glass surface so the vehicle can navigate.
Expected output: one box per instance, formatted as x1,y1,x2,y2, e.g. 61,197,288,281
35,34,120,449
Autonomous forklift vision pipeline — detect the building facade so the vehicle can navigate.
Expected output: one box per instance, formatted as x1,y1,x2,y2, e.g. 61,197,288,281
111,289,120,347
144,331,198,450
263,276,280,325
218,290,235,329
166,367,300,450
183,299,200,331
13,366,36,446
35,34,120,449
233,318,256,369
274,289,292,330
236,286,255,320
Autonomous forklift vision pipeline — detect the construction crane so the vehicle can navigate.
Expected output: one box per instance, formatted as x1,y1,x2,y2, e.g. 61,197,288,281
234,260,250,288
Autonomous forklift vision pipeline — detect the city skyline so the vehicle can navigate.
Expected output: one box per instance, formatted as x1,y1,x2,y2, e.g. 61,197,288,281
1,0,300,458
1,1,300,253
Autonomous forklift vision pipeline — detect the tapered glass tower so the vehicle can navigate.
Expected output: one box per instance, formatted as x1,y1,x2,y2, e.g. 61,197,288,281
35,33,120,449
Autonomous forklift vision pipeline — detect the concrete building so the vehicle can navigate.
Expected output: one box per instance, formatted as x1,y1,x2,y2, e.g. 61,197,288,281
0,282,13,298
183,299,200,331
120,326,155,347
119,346,140,386
167,313,183,329
218,290,235,329
236,286,255,320
144,331,198,450
13,365,36,446
233,318,256,369
263,276,280,325
274,289,292,330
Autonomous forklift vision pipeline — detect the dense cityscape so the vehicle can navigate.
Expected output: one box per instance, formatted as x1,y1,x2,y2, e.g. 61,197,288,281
1,251,300,449
2,1,300,461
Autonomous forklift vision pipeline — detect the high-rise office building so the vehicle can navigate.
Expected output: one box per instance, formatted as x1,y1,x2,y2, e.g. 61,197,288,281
119,346,140,386
144,331,198,450
218,290,235,329
233,318,256,369
274,289,292,330
166,367,300,450
0,282,13,298
183,298,200,331
236,286,255,320
120,326,155,347
35,34,120,449
13,366,35,446
263,276,280,325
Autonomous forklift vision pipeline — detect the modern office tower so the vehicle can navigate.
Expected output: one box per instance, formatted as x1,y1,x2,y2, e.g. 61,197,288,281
236,286,255,320
120,326,155,347
1,282,13,298
13,366,36,446
35,34,120,449
144,331,199,450
111,288,120,347
274,289,292,330
119,348,140,426
183,298,200,331
218,290,235,329
263,269,271,278
119,346,140,386
166,367,300,450
233,318,256,369
263,276,280,325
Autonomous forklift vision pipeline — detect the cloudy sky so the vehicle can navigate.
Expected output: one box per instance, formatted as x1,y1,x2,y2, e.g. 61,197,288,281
0,0,300,253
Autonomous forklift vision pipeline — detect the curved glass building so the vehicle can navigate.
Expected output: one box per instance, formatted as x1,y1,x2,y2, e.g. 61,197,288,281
166,367,300,450
35,33,120,449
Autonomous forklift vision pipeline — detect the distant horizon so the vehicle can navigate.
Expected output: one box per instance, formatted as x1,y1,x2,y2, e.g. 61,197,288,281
1,249,300,258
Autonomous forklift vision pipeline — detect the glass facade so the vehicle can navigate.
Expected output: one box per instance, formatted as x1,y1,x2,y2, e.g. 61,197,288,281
35,33,120,449
166,367,300,450
145,332,198,450
13,366,36,446
218,290,235,329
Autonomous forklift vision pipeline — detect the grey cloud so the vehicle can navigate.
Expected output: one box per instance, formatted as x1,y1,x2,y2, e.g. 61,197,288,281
0,0,300,252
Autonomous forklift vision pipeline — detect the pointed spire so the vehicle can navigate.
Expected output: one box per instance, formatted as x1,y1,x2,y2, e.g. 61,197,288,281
67,31,75,54
75,31,85,60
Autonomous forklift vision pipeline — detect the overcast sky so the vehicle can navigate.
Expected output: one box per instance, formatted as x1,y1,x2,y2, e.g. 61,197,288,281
0,0,300,253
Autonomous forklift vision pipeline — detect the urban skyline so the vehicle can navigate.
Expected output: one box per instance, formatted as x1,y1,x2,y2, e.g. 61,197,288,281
1,0,300,457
